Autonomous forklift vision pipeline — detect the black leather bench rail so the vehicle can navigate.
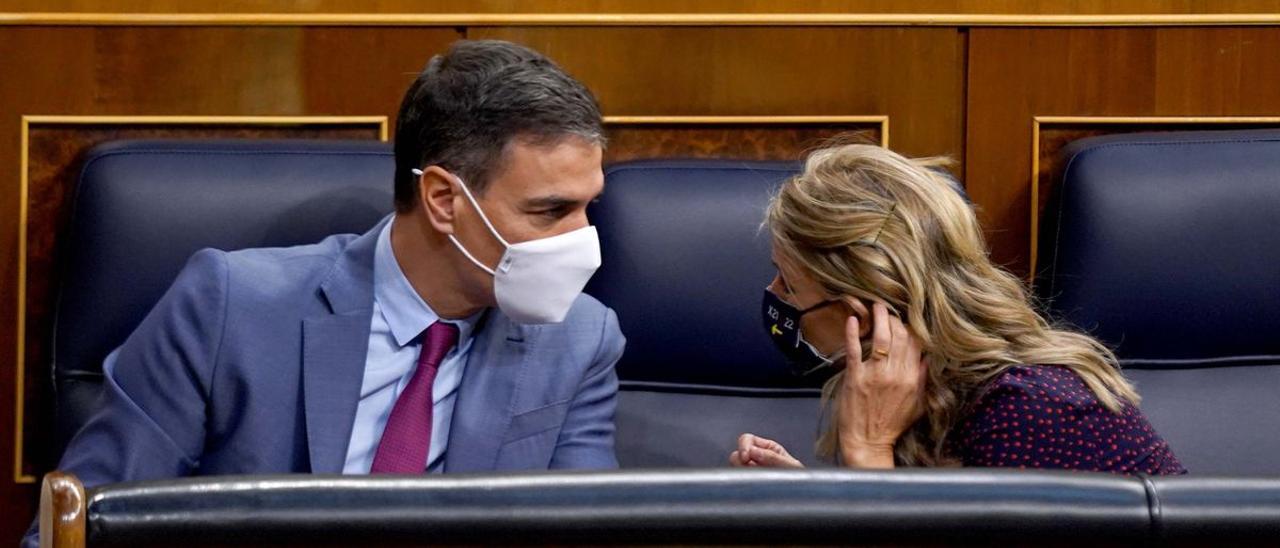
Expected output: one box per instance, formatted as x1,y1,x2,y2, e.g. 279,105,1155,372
80,469,1182,546
1145,476,1280,543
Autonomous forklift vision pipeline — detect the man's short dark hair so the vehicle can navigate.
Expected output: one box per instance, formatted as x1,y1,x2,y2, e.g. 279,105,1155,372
393,40,605,211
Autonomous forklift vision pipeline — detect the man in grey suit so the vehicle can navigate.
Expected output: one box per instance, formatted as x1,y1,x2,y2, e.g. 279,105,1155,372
49,38,624,496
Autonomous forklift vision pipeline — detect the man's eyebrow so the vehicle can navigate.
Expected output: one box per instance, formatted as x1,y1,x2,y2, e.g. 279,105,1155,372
523,191,603,209
522,195,580,209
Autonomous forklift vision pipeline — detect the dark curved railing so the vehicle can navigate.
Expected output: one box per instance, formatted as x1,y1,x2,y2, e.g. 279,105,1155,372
40,468,1280,546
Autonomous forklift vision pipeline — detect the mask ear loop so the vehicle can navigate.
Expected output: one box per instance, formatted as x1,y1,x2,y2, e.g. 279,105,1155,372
795,298,845,375
793,341,841,376
413,167,509,275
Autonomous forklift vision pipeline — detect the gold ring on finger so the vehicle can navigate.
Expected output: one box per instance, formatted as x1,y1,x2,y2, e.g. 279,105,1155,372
872,348,889,359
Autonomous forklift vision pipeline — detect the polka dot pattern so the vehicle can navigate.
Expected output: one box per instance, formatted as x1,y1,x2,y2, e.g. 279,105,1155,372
950,365,1186,476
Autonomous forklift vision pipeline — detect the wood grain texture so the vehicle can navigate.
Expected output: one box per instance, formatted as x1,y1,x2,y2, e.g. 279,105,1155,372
7,0,1280,15
0,25,454,544
38,471,84,548
301,27,464,119
966,27,1280,275
472,26,964,163
0,28,97,544
90,28,306,113
605,124,880,163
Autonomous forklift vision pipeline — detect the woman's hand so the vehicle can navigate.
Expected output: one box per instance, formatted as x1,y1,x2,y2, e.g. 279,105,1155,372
729,433,804,468
837,302,927,469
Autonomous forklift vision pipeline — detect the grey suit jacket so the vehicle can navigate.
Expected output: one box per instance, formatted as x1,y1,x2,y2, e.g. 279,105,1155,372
55,216,625,489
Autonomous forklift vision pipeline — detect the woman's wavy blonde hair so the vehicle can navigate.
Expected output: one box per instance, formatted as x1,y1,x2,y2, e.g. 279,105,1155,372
765,142,1138,467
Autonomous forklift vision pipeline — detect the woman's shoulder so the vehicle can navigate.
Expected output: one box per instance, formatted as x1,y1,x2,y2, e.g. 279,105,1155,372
973,364,1097,409
956,364,1103,452
953,364,1186,475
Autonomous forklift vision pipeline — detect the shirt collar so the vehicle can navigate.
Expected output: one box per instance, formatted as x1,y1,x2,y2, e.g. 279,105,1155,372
374,216,480,348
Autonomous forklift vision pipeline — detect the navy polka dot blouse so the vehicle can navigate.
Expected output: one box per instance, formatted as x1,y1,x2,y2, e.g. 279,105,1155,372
950,365,1186,475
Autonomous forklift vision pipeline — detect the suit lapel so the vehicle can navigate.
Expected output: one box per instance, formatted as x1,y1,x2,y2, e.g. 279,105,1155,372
444,316,530,472
301,218,384,473
302,315,371,473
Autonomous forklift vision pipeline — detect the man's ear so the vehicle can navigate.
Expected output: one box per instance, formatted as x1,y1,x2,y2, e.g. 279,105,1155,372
418,165,458,235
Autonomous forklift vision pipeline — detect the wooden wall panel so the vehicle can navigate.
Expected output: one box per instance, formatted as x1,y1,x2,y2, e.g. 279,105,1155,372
604,122,881,163
0,29,102,543
300,27,464,117
965,27,1280,276
90,28,306,113
471,26,965,165
8,0,1280,15
0,26,457,543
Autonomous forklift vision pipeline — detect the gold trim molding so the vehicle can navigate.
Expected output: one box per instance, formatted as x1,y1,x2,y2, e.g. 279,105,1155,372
4,12,1280,27
14,115,388,484
1029,115,1280,279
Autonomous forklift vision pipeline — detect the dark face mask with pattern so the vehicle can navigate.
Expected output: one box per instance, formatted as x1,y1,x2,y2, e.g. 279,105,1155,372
762,288,842,376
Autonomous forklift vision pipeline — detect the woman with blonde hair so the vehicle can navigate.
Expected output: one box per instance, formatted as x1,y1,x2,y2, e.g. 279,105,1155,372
731,143,1184,474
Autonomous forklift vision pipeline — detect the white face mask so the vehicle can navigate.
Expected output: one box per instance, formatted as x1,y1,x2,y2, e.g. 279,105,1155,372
413,168,602,324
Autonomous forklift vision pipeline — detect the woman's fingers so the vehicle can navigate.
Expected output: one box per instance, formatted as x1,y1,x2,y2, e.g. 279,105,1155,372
755,436,785,454
743,433,787,455
854,302,894,389
907,328,928,412
738,433,756,457
871,302,893,363
843,315,863,395
908,327,926,381
834,301,930,467
845,314,862,368
747,446,803,468
732,434,802,467
732,450,757,466
889,313,909,374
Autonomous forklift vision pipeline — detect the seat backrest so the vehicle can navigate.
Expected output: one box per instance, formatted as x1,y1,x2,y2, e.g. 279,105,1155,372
1036,129,1280,475
54,139,394,454
587,160,828,467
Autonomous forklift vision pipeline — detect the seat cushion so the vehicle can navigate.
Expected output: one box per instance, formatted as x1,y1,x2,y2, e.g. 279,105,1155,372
1037,130,1280,475
616,387,822,467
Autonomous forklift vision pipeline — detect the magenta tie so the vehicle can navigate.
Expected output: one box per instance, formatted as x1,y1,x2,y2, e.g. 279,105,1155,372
370,321,459,474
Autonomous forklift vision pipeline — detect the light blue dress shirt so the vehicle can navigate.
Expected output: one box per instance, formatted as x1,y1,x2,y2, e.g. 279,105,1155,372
342,218,480,474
